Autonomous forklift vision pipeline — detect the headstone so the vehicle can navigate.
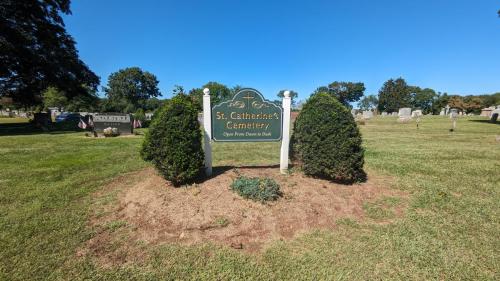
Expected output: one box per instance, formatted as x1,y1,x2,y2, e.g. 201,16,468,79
450,109,458,119
411,110,423,118
391,112,398,116
439,109,445,116
93,113,133,135
211,88,282,141
480,106,495,117
398,108,412,122
450,109,458,131
362,110,374,120
33,113,52,129
381,112,388,117
490,108,499,122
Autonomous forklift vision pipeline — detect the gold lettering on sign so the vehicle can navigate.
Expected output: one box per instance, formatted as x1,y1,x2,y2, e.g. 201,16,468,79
225,121,270,130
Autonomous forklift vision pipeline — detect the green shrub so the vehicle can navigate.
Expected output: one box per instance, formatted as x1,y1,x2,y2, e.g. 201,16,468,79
141,94,204,185
291,92,366,183
134,108,146,122
230,176,282,202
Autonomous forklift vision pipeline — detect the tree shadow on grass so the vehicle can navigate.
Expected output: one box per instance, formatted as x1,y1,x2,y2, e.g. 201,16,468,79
0,122,84,136
467,119,499,126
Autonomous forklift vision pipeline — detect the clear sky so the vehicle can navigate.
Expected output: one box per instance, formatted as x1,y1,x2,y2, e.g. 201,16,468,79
63,0,500,101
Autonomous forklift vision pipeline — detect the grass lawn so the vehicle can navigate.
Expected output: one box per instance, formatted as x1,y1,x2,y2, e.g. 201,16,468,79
0,116,498,280
0,117,30,124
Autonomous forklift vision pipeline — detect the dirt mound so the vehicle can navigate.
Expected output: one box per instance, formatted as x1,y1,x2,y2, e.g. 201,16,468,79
82,167,405,265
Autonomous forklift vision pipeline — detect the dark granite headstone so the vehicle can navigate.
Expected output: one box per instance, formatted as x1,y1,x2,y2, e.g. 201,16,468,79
93,113,133,135
33,113,52,129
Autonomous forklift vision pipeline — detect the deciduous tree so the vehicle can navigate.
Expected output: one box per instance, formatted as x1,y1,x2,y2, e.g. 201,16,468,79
42,87,67,111
0,0,99,106
314,82,365,107
448,95,465,110
188,82,231,111
411,87,437,114
431,92,449,114
103,67,160,113
357,95,378,110
377,78,412,112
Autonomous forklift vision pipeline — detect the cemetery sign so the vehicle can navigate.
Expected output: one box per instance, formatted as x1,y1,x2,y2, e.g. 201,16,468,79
211,88,282,141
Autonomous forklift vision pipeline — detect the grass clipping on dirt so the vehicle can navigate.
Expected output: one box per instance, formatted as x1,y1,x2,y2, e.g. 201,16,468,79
230,175,282,202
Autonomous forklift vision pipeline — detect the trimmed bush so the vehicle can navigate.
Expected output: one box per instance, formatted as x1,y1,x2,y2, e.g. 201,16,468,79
141,94,204,185
291,93,366,183
231,176,282,202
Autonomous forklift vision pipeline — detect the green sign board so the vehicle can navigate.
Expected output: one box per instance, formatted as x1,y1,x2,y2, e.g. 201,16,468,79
212,88,282,142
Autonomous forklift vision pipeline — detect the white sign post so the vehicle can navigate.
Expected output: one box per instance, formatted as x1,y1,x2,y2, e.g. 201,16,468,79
202,88,212,176
280,91,291,174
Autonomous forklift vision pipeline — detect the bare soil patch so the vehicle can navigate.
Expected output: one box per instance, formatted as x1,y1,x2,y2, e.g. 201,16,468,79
81,167,406,266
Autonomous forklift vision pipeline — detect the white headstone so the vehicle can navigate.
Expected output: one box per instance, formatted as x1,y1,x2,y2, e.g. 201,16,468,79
450,109,458,119
398,108,411,121
362,110,374,120
412,110,423,118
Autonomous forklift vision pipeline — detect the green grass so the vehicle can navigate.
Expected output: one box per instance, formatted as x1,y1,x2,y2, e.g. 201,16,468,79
0,117,30,123
0,116,499,280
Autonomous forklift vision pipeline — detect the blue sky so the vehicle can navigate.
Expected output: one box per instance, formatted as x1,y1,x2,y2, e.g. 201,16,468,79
64,0,500,101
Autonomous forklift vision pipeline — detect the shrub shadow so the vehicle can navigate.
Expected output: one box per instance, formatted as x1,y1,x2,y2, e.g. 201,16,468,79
307,170,368,185
189,164,281,185
0,122,84,136
190,164,367,186
467,119,499,126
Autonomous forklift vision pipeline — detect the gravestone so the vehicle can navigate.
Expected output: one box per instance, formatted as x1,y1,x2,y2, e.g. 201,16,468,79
381,112,388,117
412,110,423,118
391,112,398,116
450,109,458,118
362,110,374,120
211,89,282,141
93,113,133,135
33,113,52,129
450,109,458,131
398,108,412,122
440,108,445,116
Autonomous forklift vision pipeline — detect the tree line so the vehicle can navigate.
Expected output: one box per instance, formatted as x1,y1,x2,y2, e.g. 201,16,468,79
357,78,500,114
1,1,499,116
10,67,500,118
